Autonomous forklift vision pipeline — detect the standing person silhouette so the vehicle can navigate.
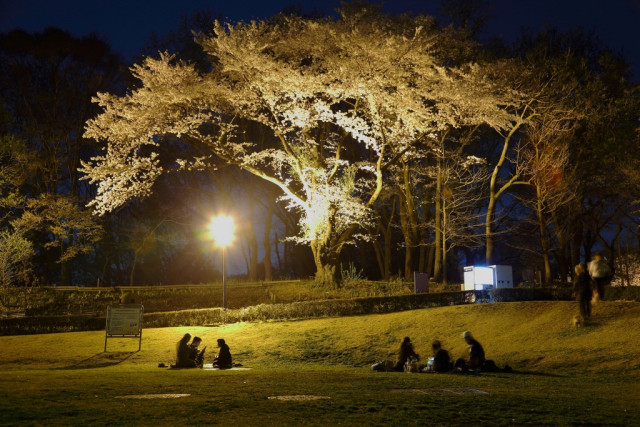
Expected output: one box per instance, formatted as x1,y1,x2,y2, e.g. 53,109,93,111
588,252,611,302
573,263,592,320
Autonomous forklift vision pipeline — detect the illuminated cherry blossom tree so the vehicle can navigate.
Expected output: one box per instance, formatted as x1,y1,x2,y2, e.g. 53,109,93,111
81,8,515,286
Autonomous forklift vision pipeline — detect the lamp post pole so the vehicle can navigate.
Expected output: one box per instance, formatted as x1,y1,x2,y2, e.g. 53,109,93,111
209,215,234,319
222,246,226,311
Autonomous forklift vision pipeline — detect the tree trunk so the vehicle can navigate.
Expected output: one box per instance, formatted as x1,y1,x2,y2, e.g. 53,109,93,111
399,199,413,281
433,170,443,281
60,258,71,286
418,200,430,274
583,228,596,265
536,185,552,284
246,185,259,281
441,198,448,286
274,231,282,275
551,206,571,285
426,244,435,278
399,162,419,280
372,234,385,279
310,239,339,287
130,249,139,286
570,204,582,269
371,217,392,281
373,195,396,280
485,194,496,266
262,191,276,281
555,246,569,285
383,227,392,280
60,238,71,286
486,119,524,265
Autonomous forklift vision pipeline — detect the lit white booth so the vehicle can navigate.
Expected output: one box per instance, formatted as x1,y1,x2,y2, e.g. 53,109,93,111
463,265,513,291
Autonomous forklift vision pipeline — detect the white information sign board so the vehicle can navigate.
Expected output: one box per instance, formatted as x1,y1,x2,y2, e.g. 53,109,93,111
104,304,143,351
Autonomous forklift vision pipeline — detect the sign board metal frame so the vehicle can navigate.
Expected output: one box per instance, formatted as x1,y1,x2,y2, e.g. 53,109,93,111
104,304,144,351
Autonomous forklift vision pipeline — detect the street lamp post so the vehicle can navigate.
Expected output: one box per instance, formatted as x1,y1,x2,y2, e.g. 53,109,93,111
209,215,235,312
222,245,226,310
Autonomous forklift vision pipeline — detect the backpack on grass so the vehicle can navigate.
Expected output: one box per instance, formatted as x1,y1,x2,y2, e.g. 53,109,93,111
371,359,394,372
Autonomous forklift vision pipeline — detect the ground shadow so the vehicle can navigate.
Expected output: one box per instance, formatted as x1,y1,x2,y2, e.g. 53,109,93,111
56,352,136,370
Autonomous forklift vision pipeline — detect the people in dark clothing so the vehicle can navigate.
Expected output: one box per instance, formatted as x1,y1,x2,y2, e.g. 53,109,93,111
464,331,485,369
455,331,485,372
573,263,592,320
175,333,197,368
430,340,453,373
394,337,419,372
189,336,206,368
213,338,232,369
588,252,611,302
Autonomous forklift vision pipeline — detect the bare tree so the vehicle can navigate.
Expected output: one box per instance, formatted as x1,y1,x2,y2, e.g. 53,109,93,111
514,107,577,283
433,151,490,284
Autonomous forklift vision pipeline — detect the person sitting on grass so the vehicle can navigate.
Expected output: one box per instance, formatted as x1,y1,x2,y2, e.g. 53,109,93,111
394,337,419,372
213,338,233,369
174,333,197,368
189,336,206,368
454,331,485,373
430,340,453,373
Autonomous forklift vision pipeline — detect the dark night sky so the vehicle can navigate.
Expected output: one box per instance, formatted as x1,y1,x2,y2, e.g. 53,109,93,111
1,0,639,81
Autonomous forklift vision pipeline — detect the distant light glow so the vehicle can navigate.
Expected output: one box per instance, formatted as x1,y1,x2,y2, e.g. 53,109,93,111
209,215,235,247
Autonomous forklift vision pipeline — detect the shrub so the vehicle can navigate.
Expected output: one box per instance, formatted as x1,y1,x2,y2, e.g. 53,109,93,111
2,286,638,335
606,285,640,301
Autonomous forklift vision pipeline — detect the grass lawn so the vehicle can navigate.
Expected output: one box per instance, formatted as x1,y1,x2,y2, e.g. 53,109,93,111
1,301,639,426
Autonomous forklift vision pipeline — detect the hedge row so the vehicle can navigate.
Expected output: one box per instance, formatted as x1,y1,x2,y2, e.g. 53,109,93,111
602,285,640,301
0,313,107,335
2,283,304,317
145,290,477,328
1,287,574,336
2,280,397,317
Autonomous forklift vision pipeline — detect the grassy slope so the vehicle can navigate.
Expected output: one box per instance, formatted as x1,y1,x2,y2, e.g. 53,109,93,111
1,301,640,426
1,301,639,374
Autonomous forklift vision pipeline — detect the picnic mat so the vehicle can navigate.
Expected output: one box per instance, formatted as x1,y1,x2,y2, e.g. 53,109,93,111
203,363,251,371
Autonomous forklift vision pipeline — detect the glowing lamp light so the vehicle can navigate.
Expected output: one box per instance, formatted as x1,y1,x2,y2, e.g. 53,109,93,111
209,215,235,314
209,215,235,248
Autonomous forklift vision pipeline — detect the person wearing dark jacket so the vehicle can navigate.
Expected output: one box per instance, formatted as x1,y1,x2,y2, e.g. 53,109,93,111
394,337,419,372
175,333,197,368
573,262,592,320
455,331,486,372
431,340,453,373
188,336,206,367
464,331,485,370
213,338,232,369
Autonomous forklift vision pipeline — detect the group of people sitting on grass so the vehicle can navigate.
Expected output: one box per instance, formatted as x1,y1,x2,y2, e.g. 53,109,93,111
173,333,233,369
374,330,509,374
